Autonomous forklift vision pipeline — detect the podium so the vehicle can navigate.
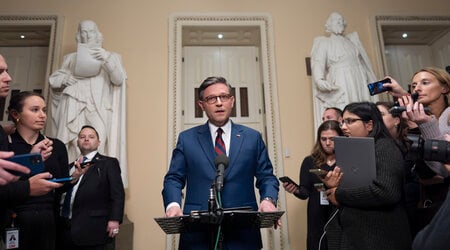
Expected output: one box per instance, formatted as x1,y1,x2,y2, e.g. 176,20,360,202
154,207,284,234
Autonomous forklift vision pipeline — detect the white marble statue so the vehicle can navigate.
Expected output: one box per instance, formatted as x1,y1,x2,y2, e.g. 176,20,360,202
311,12,378,132
49,20,128,186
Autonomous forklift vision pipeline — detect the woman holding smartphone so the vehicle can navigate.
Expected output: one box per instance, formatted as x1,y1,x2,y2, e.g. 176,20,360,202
323,102,411,249
283,120,343,250
386,67,450,233
6,91,72,250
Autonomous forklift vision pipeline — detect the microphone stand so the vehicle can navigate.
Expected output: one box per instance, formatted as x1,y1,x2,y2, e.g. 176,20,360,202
207,182,224,250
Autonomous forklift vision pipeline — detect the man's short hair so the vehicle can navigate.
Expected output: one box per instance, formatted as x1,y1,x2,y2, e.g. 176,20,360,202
197,76,232,100
325,107,343,118
79,125,99,138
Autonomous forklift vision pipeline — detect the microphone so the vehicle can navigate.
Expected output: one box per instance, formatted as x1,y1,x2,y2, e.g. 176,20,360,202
214,154,229,192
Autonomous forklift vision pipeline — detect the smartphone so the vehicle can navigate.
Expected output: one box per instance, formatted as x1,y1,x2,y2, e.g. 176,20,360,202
79,161,92,169
367,78,392,96
278,176,299,188
309,168,328,177
48,177,74,183
6,153,44,176
314,183,325,191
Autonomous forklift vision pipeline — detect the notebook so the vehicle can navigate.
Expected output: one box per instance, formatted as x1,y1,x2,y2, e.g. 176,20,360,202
334,136,376,188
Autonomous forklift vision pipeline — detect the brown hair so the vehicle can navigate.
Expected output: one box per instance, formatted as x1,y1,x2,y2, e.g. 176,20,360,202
311,120,343,168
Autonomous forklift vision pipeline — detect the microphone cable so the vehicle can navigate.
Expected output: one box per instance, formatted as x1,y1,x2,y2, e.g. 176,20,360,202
318,208,339,250
214,191,223,250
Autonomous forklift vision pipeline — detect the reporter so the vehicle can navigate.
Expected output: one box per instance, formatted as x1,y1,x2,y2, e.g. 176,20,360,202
387,67,450,232
283,120,342,250
6,91,70,250
0,54,63,250
323,102,411,249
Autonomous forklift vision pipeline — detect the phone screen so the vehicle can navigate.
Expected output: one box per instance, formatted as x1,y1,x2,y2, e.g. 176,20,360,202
367,78,392,96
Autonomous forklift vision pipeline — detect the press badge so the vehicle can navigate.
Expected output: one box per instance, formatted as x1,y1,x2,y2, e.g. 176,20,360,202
5,228,19,249
320,191,329,205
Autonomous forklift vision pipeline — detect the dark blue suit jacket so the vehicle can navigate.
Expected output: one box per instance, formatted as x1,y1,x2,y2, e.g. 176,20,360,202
162,122,279,249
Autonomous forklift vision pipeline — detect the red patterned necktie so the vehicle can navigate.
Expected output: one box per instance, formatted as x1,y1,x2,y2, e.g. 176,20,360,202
214,128,226,155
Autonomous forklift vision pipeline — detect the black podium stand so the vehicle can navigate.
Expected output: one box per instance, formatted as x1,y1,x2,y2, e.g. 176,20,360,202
154,207,284,234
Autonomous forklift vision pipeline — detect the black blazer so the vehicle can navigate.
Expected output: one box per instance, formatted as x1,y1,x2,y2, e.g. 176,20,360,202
68,153,125,246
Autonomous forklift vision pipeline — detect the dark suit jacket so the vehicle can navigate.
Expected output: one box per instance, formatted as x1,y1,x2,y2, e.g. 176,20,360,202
68,153,125,246
162,122,279,250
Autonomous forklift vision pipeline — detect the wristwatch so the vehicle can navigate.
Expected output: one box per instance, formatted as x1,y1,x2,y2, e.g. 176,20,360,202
261,197,277,207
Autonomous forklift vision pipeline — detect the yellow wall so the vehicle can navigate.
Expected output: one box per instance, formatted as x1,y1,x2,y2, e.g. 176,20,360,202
3,0,450,249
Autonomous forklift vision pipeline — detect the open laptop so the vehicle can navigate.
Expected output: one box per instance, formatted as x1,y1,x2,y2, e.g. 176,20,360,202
334,136,376,188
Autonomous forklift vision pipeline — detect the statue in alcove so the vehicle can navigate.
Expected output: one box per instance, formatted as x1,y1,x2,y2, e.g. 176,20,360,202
311,12,378,131
49,20,128,185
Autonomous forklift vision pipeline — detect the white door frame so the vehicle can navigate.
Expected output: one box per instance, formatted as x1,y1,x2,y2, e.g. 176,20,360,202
167,13,289,250
0,14,64,131
372,15,450,79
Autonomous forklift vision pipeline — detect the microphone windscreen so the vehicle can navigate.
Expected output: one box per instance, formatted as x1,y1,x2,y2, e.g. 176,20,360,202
214,154,229,168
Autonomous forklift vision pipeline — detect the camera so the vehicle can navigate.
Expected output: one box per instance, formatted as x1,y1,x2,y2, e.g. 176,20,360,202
367,78,392,96
408,134,450,163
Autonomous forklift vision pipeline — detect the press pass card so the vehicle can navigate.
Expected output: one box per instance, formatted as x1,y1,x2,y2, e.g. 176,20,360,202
5,228,19,249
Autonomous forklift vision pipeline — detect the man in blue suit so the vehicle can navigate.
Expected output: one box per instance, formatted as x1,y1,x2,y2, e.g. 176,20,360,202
162,76,279,250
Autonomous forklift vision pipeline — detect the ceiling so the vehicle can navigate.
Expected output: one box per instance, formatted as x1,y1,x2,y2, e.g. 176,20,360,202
0,24,448,47
382,25,450,45
0,25,50,46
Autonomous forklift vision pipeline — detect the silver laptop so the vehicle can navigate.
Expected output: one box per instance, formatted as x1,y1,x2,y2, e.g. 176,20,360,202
334,136,376,188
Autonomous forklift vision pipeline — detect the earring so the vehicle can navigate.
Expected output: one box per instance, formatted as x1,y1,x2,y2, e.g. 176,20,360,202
16,118,20,124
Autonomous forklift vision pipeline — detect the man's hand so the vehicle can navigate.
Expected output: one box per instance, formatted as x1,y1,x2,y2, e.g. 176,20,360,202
165,206,183,217
106,220,120,238
0,151,30,185
258,199,281,229
28,172,62,196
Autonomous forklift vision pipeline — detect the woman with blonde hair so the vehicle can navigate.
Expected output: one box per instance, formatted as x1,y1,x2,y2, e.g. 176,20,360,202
387,66,450,235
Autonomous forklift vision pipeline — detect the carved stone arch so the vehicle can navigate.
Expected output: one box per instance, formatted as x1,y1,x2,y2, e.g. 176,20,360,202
167,13,289,250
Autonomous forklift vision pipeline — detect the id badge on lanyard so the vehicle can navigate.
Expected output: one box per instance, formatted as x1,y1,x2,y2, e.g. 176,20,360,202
4,213,19,249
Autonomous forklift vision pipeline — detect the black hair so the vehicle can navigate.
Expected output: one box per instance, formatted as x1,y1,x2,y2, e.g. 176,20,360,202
343,102,392,140
80,125,99,138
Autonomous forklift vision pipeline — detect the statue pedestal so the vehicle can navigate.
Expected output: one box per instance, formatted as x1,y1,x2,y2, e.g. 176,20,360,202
116,214,134,250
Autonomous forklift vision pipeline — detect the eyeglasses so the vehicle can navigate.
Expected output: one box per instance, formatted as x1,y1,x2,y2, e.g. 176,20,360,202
0,69,8,75
202,94,232,104
340,118,363,127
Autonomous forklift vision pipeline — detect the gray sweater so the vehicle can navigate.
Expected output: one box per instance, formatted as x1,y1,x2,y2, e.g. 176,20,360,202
327,138,411,250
